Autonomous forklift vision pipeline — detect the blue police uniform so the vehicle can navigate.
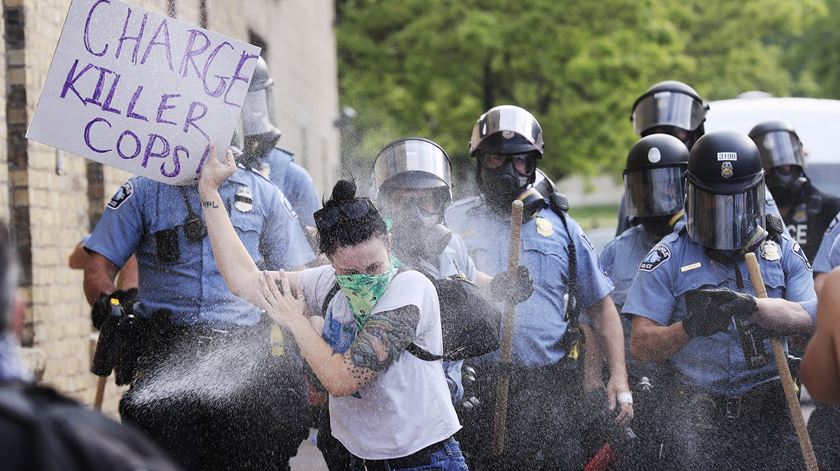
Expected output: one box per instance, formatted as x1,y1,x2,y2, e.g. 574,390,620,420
261,147,321,228
447,197,613,367
86,168,314,326
445,196,613,470
85,168,314,470
622,228,816,470
813,212,840,274
599,224,665,380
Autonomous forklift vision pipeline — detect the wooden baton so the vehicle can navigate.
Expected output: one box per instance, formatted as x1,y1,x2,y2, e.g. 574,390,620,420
744,252,818,471
93,376,107,411
492,200,525,456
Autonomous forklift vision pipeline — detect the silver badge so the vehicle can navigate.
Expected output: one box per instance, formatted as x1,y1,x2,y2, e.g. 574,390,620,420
501,130,515,139
760,240,781,261
721,161,734,179
234,186,253,213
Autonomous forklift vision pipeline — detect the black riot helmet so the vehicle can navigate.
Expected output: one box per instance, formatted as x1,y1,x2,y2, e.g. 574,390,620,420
623,134,689,219
470,105,543,213
631,81,709,149
240,56,281,167
748,120,808,206
372,138,454,259
685,131,766,250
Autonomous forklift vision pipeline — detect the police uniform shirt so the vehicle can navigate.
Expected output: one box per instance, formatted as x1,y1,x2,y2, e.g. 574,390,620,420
599,224,663,378
262,147,321,227
813,212,840,274
829,235,840,271
621,229,817,396
446,197,614,368
86,170,315,326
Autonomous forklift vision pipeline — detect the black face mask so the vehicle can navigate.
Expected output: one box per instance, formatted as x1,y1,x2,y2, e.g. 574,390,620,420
478,161,531,214
639,215,676,240
240,134,280,169
766,167,808,207
390,204,451,260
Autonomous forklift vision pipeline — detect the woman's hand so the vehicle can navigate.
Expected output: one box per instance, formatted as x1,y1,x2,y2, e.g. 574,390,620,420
198,143,237,194
261,271,308,329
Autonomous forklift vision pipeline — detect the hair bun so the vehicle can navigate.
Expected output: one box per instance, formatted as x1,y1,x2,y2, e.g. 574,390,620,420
330,179,357,203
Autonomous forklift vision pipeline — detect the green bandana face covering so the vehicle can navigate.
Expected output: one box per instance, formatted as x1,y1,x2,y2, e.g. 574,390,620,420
336,256,402,330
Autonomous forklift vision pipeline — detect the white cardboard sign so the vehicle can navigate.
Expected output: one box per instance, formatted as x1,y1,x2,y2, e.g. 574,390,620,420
27,0,261,185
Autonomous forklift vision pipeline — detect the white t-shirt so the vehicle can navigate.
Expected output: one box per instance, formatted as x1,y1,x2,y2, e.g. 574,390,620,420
298,265,461,460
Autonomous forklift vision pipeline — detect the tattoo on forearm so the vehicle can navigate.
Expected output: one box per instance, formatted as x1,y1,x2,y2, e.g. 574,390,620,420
345,305,420,386
201,201,219,209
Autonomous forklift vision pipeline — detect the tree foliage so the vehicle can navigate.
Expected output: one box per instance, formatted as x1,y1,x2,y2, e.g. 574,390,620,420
337,0,826,185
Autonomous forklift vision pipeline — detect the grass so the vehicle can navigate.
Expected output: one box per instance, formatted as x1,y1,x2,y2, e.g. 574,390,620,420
567,204,619,230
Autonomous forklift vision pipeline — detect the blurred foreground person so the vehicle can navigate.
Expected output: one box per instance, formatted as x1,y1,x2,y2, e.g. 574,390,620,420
803,268,840,402
624,131,816,470
594,134,689,469
239,56,321,230
83,148,314,470
446,105,631,470
0,220,180,471
199,147,468,470
812,215,840,294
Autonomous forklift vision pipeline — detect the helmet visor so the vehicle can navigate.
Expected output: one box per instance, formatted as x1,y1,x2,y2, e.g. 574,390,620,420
470,106,544,154
373,140,452,196
754,130,806,169
686,181,766,250
624,167,686,218
632,92,707,135
242,87,276,136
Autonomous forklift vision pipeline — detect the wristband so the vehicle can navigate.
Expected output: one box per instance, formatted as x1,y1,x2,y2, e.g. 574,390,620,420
617,391,633,405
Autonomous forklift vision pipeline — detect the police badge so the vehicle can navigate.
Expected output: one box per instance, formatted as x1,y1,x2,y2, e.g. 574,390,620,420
760,240,781,261
721,161,734,179
235,186,254,213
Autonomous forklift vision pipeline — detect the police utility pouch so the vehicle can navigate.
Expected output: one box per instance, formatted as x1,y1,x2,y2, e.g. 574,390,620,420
154,228,180,263
183,215,207,243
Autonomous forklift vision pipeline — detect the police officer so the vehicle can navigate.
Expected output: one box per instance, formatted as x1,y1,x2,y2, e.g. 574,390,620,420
596,134,689,468
446,105,631,470
749,120,840,262
623,131,816,470
618,81,781,235
813,213,840,293
240,56,321,228
83,148,315,471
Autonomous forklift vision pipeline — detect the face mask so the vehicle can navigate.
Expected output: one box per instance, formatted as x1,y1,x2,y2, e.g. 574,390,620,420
479,160,531,213
391,205,451,260
766,167,807,207
336,256,402,331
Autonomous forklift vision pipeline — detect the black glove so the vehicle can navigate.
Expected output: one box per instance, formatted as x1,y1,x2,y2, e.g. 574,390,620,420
91,288,138,330
682,288,757,338
490,266,534,304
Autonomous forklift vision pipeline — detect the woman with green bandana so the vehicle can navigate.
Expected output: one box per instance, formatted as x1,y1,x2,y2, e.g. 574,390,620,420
198,145,466,470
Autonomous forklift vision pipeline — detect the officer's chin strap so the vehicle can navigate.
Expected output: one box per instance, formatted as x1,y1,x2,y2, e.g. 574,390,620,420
667,210,685,227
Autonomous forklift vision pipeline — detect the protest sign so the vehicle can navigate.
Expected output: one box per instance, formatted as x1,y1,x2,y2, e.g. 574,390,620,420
27,0,261,185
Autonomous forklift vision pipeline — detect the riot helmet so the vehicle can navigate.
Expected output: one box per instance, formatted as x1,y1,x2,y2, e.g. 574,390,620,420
240,56,281,167
685,131,766,251
748,120,808,206
372,138,453,259
470,105,543,214
624,134,689,218
631,81,708,149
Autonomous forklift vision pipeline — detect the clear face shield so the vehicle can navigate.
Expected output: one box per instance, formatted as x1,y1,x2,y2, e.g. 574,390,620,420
242,85,276,137
686,181,766,251
755,130,806,170
632,91,707,135
372,140,452,199
470,106,544,154
624,167,686,218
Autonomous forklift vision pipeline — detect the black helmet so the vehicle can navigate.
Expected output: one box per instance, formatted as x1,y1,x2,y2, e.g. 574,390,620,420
685,131,766,250
470,106,543,213
748,121,806,170
372,137,452,203
631,81,708,149
623,134,689,218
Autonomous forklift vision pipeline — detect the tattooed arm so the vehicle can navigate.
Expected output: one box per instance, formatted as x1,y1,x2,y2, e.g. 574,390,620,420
285,304,421,397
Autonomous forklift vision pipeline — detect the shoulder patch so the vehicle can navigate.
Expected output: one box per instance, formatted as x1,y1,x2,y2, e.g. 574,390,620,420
639,244,671,272
791,241,812,271
107,182,133,210
827,213,840,235
279,193,299,220
579,231,596,252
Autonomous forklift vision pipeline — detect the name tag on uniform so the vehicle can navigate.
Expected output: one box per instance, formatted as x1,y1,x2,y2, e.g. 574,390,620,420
680,262,702,272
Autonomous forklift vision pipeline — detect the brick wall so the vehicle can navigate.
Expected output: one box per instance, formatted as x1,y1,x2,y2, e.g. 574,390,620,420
6,0,339,416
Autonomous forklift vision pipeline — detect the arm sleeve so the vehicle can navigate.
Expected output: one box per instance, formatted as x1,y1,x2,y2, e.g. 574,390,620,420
261,187,315,270
83,179,145,268
298,266,328,316
285,163,321,227
620,246,676,326
566,217,614,309
813,222,840,274
831,237,840,270
783,238,819,319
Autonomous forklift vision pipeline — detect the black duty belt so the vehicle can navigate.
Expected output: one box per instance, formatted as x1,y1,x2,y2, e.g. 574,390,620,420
680,381,785,420
353,436,458,470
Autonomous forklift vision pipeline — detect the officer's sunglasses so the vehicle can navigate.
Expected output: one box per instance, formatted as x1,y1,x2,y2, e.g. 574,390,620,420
314,198,379,231
480,152,537,176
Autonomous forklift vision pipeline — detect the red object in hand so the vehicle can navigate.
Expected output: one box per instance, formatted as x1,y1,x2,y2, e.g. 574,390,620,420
585,443,617,471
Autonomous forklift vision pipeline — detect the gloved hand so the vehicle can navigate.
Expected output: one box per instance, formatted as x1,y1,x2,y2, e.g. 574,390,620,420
92,288,138,330
490,266,534,304
682,287,757,338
